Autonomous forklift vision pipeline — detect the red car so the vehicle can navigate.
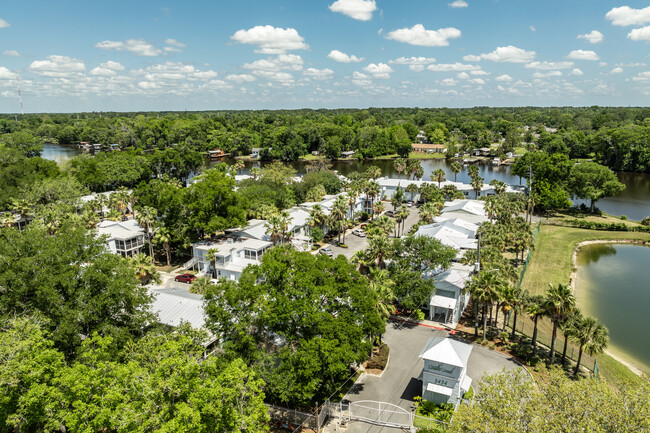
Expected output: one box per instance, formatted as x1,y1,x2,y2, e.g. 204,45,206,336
174,273,197,284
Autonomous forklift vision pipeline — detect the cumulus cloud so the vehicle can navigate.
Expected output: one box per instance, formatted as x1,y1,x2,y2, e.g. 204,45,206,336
29,55,86,77
225,74,256,83
529,25,536,32
327,49,364,63
440,78,458,86
390,56,436,71
495,74,513,82
243,54,304,71
3,50,20,57
448,0,468,8
577,30,604,44
525,61,574,70
385,24,461,47
427,63,479,72
329,0,377,21
254,70,294,84
95,38,163,56
628,26,650,42
362,63,393,79
632,71,650,81
465,45,536,63
231,25,308,54
351,71,372,86
164,38,186,53
0,18,9,28
569,68,584,76
0,66,18,80
567,49,600,60
605,6,650,26
610,67,624,74
532,71,562,78
304,68,334,79
470,70,489,76
133,62,218,82
89,61,125,77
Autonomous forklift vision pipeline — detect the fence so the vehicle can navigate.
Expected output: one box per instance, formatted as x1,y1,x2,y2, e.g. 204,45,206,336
265,404,318,431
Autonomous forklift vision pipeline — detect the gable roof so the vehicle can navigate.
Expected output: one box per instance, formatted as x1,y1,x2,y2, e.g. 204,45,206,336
420,337,473,368
442,199,486,216
96,220,144,240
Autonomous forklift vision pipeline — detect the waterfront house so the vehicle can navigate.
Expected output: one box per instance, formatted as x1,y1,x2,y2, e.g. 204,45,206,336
96,219,146,257
412,143,446,153
190,236,273,281
420,337,473,405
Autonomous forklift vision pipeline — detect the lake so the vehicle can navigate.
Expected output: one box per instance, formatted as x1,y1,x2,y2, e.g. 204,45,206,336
575,243,650,376
41,143,650,220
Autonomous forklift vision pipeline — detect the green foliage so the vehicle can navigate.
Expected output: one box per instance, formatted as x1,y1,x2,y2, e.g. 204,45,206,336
0,148,61,208
366,344,390,370
568,161,625,212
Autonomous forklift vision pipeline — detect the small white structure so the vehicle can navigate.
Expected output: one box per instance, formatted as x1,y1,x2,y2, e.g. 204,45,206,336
414,221,478,253
96,220,146,257
439,199,489,224
191,237,272,281
427,263,473,324
420,337,473,405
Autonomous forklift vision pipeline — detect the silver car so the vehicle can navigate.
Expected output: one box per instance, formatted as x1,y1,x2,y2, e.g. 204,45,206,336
352,229,367,237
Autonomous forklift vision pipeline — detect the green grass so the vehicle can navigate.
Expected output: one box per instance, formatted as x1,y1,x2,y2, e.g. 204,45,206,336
409,152,447,159
299,154,327,160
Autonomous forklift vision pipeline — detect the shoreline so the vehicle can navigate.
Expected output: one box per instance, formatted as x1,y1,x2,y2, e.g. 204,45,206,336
570,239,649,378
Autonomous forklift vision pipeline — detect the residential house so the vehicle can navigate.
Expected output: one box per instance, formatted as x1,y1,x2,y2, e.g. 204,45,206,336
412,143,446,153
426,263,474,324
96,220,146,257
440,199,488,224
191,236,272,281
250,147,262,158
415,130,429,144
420,337,473,405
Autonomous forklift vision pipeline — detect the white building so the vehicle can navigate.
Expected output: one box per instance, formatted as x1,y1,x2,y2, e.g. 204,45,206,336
439,199,490,225
191,237,272,281
420,337,473,405
414,221,478,254
376,178,512,201
96,220,146,257
426,263,474,324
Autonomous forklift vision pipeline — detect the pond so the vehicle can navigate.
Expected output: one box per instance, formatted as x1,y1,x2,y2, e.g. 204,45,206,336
575,243,650,376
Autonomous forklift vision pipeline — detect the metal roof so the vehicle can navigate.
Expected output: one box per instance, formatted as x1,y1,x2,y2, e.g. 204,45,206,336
151,292,206,330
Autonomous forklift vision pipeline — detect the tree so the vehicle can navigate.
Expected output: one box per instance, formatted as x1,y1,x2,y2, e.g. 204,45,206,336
365,165,382,180
154,227,173,266
405,183,419,201
544,283,576,364
489,179,507,195
129,253,161,285
135,206,157,257
265,211,290,245
190,275,213,294
466,271,504,341
203,246,383,405
260,161,297,185
418,201,440,224
332,194,348,244
450,161,462,182
432,168,446,187
407,159,422,180
568,161,625,213
526,295,546,355
365,180,381,220
572,316,609,376
206,248,220,278
250,166,261,180
471,175,484,199
396,205,409,237
368,268,397,319
394,157,407,179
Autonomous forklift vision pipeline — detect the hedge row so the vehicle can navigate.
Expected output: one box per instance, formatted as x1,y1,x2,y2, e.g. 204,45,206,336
561,219,650,232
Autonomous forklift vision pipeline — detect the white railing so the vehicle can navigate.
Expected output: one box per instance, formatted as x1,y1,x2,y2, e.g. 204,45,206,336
182,256,199,270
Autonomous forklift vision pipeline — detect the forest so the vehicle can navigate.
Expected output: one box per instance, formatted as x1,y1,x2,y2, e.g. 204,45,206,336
1,106,650,171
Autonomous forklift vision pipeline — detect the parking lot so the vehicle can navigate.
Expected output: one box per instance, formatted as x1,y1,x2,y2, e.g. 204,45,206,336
321,204,421,260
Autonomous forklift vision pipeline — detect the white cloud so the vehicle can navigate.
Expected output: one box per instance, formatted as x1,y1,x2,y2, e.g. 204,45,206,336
362,63,393,79
95,38,163,56
569,68,584,76
304,68,334,79
163,38,186,53
470,70,489,76
29,55,86,77
390,56,436,65
133,62,218,82
0,18,9,28
448,0,468,8
470,78,485,85
632,71,650,81
427,62,479,72
628,26,650,42
525,61,574,70
577,30,604,44
532,71,562,78
466,45,536,63
225,74,256,83
0,66,18,80
3,50,20,57
243,54,304,71
457,72,469,79
89,67,117,77
606,6,650,26
529,25,536,32
385,24,461,47
138,81,158,90
599,62,608,67
230,25,308,54
329,0,376,21
567,49,600,61
495,74,513,82
440,78,458,86
99,61,125,71
610,67,624,74
327,49,364,63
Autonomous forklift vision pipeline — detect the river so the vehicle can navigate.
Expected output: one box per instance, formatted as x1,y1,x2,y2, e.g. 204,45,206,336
42,143,650,221
575,243,650,376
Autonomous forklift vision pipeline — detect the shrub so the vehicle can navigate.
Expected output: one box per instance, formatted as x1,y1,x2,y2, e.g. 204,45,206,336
620,215,628,220
463,386,474,400
311,227,324,243
642,216,650,226
366,343,389,370
488,343,495,350
415,309,426,320
500,332,509,342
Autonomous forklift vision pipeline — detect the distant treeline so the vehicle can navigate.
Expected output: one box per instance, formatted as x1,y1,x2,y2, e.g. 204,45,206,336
1,107,650,171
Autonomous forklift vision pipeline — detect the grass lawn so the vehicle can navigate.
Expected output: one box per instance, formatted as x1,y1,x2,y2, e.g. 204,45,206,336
408,152,446,159
518,219,650,386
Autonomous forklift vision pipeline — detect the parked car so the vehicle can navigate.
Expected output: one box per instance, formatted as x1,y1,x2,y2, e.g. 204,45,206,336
385,210,395,217
174,273,197,284
352,229,367,237
319,247,334,257
406,200,414,207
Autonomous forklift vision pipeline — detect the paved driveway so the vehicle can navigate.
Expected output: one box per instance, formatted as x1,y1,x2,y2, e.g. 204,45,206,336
336,321,523,433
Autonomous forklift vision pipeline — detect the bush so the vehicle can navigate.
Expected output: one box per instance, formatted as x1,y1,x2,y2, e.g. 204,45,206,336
620,215,628,220
463,386,474,400
415,309,426,320
500,332,509,342
366,343,389,370
642,216,650,226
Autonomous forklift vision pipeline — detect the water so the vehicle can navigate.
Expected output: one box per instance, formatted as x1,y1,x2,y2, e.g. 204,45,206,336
41,143,649,220
575,243,650,375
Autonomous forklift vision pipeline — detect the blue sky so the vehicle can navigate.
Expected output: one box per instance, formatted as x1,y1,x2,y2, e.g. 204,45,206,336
1,0,650,112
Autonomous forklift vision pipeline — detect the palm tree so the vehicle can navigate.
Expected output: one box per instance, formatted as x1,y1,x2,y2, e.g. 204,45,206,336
332,195,348,244
365,181,381,220
365,165,382,181
466,270,502,341
471,175,484,199
250,166,261,180
510,288,528,340
432,168,446,188
307,204,327,234
373,201,385,218
347,186,360,219
136,206,157,257
154,227,173,267
396,205,409,237
406,159,422,180
129,253,161,285
560,309,582,365
111,188,130,219
489,179,508,195
405,183,419,202
190,276,213,294
265,211,290,245
233,160,245,174
205,248,219,278
368,268,397,319
441,184,458,200
572,316,609,376
544,283,576,364
526,295,546,355
394,157,407,179
365,234,393,269
467,164,479,179
450,161,462,182
373,215,396,238
418,201,440,224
